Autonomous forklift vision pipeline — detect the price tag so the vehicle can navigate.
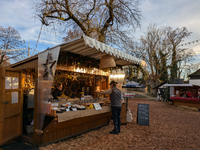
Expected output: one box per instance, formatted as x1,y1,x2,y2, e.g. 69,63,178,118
72,108,77,111
51,103,59,106
93,103,102,110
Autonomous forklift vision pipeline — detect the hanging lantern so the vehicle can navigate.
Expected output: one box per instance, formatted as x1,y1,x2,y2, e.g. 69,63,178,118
99,54,116,69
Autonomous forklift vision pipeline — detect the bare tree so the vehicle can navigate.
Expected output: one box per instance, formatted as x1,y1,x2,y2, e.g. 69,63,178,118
165,26,192,82
0,55,11,67
0,26,26,66
128,24,195,84
176,48,196,78
182,63,200,81
133,24,166,81
33,0,141,43
63,28,83,42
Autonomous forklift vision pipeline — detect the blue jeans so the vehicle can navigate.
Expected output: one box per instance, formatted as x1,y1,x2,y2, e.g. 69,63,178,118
111,107,121,133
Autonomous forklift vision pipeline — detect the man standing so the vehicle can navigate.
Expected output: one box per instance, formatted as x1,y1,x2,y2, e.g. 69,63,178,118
99,80,122,135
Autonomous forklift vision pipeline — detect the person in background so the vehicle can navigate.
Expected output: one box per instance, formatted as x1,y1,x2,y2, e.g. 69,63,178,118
99,80,122,135
23,89,30,133
52,83,63,99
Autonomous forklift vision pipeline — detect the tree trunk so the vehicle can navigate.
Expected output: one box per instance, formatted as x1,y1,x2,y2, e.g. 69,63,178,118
0,54,5,66
170,48,177,83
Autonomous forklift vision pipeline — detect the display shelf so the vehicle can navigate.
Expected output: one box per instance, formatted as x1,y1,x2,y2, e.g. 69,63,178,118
77,101,104,107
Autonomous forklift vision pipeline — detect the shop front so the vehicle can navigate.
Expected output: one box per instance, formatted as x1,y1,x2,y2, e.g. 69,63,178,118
1,35,145,146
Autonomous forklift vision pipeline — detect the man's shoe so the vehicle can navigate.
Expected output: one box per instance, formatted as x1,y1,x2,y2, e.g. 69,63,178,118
111,129,120,133
109,130,118,135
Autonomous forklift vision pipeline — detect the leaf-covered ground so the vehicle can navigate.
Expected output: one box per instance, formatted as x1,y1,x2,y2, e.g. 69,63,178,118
40,99,200,150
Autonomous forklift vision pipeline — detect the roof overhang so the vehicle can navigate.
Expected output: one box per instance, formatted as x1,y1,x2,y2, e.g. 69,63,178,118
59,35,145,66
153,81,168,89
163,84,200,88
10,35,146,68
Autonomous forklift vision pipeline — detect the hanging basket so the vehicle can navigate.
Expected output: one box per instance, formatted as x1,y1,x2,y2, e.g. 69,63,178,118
99,54,116,69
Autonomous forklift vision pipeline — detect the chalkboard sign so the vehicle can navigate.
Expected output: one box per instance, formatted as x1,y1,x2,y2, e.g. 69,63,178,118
137,103,149,126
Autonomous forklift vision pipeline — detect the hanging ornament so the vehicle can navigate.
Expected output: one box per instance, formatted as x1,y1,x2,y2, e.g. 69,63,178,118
99,54,116,69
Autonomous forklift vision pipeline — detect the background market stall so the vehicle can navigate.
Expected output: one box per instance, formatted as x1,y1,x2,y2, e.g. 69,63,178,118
0,35,145,146
163,84,200,109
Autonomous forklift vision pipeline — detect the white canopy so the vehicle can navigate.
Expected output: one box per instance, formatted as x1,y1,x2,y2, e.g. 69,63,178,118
59,35,146,66
10,35,147,67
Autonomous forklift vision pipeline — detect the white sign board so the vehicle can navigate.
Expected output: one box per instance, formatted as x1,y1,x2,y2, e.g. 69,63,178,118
12,92,18,103
51,103,59,107
93,103,102,110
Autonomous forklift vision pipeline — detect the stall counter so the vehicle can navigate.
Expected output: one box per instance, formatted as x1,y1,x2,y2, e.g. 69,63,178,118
57,106,111,122
170,97,200,109
40,106,112,146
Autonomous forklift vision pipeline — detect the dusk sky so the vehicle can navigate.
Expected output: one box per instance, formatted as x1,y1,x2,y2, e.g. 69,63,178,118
0,0,200,61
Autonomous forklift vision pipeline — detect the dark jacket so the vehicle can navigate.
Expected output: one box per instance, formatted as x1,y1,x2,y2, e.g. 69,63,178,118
52,88,62,99
110,86,122,107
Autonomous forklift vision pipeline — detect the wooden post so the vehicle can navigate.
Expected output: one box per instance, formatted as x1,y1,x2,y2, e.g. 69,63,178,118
0,67,5,144
33,60,42,145
19,69,23,137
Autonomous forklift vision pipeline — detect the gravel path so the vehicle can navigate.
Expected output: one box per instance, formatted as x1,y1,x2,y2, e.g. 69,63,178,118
40,99,200,150
133,91,156,100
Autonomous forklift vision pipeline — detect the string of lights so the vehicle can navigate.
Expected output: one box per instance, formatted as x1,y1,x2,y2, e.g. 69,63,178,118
0,47,27,52
0,47,39,56
34,24,43,54
30,48,39,52
184,43,200,49
179,39,200,47
33,0,49,55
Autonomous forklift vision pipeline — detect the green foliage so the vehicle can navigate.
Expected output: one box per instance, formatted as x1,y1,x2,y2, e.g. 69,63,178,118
128,65,148,83
164,87,170,101
136,25,193,83
159,50,168,81
170,49,178,83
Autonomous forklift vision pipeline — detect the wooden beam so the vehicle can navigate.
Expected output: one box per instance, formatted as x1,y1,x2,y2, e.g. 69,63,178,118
62,43,85,52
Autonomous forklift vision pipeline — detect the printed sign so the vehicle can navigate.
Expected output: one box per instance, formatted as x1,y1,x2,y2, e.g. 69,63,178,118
12,92,18,103
51,103,59,107
93,103,102,110
123,93,135,98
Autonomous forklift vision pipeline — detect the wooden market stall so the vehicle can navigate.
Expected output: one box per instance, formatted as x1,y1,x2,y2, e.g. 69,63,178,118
163,84,200,109
0,35,145,146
